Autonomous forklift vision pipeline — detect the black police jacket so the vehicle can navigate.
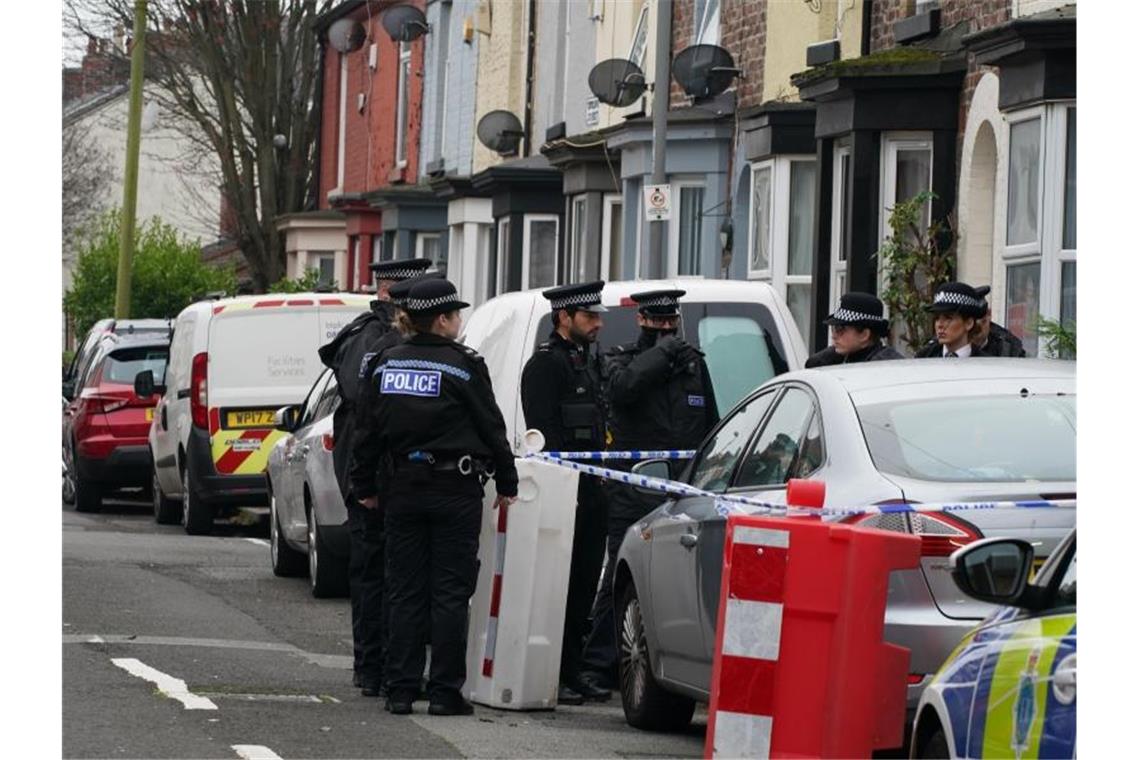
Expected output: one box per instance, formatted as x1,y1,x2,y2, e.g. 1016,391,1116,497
977,323,1027,358
349,332,519,499
521,331,606,453
805,342,903,368
605,332,719,452
914,340,980,358
318,300,397,500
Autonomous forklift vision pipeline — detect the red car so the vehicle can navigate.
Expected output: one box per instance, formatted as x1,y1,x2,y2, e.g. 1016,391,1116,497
63,333,171,513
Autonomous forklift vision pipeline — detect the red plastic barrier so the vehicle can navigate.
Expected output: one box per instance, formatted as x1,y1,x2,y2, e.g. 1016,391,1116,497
704,515,921,758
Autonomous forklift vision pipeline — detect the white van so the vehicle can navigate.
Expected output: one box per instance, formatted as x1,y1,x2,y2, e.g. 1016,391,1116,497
460,279,809,453
146,293,372,534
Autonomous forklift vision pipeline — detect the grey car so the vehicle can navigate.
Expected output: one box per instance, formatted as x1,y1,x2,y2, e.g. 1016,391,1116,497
265,367,350,598
612,359,1075,736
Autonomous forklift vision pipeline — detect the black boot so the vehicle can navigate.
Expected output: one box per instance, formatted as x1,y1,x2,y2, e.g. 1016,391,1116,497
570,676,611,702
557,683,585,705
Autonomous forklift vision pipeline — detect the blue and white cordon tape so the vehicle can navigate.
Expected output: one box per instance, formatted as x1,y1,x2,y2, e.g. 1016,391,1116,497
540,449,696,461
528,451,1076,519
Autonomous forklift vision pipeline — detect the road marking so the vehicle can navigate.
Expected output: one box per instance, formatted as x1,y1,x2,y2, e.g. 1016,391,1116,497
65,634,353,670
87,635,104,644
232,746,283,760
243,538,270,547
111,658,218,710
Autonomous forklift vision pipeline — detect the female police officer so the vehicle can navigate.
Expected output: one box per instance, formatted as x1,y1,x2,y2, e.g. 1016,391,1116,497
350,278,517,716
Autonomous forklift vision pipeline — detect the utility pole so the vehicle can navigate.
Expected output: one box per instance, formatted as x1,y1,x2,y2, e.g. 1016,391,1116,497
646,0,672,279
114,0,148,319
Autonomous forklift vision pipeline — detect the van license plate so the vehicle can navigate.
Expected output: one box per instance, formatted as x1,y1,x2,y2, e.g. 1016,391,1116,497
226,410,276,428
145,408,155,422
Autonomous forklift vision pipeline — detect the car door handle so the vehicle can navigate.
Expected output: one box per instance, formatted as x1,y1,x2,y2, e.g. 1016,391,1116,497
679,533,698,549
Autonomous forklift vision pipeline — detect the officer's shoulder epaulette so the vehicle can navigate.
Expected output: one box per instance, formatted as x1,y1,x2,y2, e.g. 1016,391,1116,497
448,341,483,363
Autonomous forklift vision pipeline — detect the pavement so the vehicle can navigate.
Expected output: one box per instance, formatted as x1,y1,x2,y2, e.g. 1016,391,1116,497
62,498,707,759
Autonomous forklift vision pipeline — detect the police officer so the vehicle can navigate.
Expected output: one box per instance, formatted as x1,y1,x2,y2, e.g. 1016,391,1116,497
972,285,1027,357
350,278,518,717
805,292,903,367
520,281,611,705
317,258,432,697
914,282,988,358
578,289,719,692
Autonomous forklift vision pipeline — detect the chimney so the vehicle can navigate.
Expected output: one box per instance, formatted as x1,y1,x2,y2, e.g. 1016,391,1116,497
113,25,125,54
87,35,98,55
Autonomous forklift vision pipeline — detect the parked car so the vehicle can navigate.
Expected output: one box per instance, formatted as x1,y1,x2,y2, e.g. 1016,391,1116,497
64,318,171,401
264,367,349,598
460,278,809,453
910,529,1076,759
63,332,172,513
612,359,1075,737
142,293,371,535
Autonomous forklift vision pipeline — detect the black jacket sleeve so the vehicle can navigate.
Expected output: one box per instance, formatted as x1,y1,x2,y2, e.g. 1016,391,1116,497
607,343,674,405
806,346,841,368
698,359,720,433
347,346,393,500
464,356,519,497
520,350,565,452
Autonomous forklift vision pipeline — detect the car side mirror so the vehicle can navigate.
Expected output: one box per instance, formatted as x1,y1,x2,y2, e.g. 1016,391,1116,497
631,458,672,496
951,538,1035,606
274,405,300,432
133,370,164,399
62,379,75,401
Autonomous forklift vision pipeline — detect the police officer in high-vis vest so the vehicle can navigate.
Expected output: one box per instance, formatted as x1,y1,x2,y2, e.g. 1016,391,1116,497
578,289,719,692
521,280,611,705
317,258,432,697
350,278,518,717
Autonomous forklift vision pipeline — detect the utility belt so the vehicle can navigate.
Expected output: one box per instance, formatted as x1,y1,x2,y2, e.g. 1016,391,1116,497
391,451,495,482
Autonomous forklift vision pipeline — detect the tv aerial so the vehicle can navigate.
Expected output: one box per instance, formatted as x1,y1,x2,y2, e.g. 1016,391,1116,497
671,44,742,100
587,58,648,108
477,110,525,156
382,4,430,42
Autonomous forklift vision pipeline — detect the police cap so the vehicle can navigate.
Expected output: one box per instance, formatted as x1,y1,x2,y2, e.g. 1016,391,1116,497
925,282,987,319
823,291,890,335
630,289,685,318
542,280,608,313
403,278,470,316
389,271,445,309
369,258,433,282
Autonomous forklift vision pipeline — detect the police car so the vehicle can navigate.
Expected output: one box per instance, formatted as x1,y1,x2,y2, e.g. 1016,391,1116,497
910,529,1076,759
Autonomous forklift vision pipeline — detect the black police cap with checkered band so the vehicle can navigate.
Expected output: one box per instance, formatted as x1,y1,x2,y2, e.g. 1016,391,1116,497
369,258,433,282
403,278,470,316
542,281,608,313
925,282,986,318
389,271,445,309
823,292,890,332
630,289,685,318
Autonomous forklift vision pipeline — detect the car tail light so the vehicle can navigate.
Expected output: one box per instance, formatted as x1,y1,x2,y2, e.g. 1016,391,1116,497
907,674,926,685
322,433,335,452
842,504,982,557
190,352,208,429
78,388,130,414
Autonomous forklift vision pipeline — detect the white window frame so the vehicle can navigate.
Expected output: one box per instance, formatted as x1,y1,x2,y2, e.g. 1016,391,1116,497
569,194,589,282
415,232,442,261
879,131,934,245
1000,101,1075,351
371,235,382,264
629,3,650,70
395,41,412,168
601,193,623,281
748,160,775,280
496,216,511,295
521,213,560,290
830,142,851,310
668,177,706,277
748,156,815,297
693,0,721,46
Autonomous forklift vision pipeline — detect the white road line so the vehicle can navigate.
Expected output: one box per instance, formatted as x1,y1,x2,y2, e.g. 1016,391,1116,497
87,635,104,644
110,658,218,710
232,745,284,760
243,538,270,547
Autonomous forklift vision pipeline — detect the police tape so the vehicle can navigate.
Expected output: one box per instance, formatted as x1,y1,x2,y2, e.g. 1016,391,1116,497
529,452,1077,518
539,449,696,461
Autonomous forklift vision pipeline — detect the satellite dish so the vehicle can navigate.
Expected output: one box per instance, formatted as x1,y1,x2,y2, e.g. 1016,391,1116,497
671,44,741,100
382,4,430,42
588,58,647,108
477,110,525,156
328,18,366,53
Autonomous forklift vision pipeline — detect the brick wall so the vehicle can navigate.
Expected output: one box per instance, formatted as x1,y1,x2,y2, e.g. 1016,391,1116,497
62,38,131,106
722,0,766,109
868,0,911,52
670,0,693,107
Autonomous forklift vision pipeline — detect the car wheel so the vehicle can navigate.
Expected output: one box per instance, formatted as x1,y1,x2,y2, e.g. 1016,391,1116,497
181,462,213,535
270,493,306,577
152,466,181,525
307,507,348,598
618,583,696,732
73,450,102,514
62,455,76,505
918,727,950,759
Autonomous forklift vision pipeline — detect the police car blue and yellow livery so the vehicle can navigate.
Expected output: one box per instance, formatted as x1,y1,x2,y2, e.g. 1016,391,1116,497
910,532,1076,759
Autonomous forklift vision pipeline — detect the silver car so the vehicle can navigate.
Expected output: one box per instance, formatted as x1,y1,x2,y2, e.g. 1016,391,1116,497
266,367,350,598
613,359,1075,736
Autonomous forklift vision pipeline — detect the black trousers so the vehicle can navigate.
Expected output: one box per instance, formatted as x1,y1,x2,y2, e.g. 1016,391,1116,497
384,472,483,702
559,474,608,685
347,500,388,687
580,480,662,683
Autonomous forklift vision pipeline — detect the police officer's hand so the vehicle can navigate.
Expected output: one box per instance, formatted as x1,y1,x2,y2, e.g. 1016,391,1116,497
675,343,703,368
493,495,516,510
359,496,379,509
656,334,684,357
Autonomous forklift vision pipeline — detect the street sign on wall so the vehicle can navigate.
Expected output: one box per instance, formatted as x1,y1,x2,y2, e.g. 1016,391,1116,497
644,183,672,222
585,97,600,128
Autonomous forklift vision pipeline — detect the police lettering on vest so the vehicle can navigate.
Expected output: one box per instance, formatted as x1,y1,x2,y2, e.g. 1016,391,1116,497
380,368,442,397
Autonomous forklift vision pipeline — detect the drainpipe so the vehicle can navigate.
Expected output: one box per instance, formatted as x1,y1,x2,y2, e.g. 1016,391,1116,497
647,0,673,279
523,0,537,156
309,37,327,212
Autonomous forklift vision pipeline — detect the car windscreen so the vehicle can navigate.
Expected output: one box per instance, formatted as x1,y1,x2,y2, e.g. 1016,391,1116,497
535,301,790,413
857,394,1076,483
105,345,170,385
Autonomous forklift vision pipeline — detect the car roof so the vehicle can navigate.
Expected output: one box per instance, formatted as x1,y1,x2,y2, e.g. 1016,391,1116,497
98,331,173,353
110,318,172,332
787,357,1074,393
479,278,783,310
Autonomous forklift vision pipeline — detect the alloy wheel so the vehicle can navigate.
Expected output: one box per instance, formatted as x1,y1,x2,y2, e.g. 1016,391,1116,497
307,512,318,584
270,496,280,568
620,596,648,710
